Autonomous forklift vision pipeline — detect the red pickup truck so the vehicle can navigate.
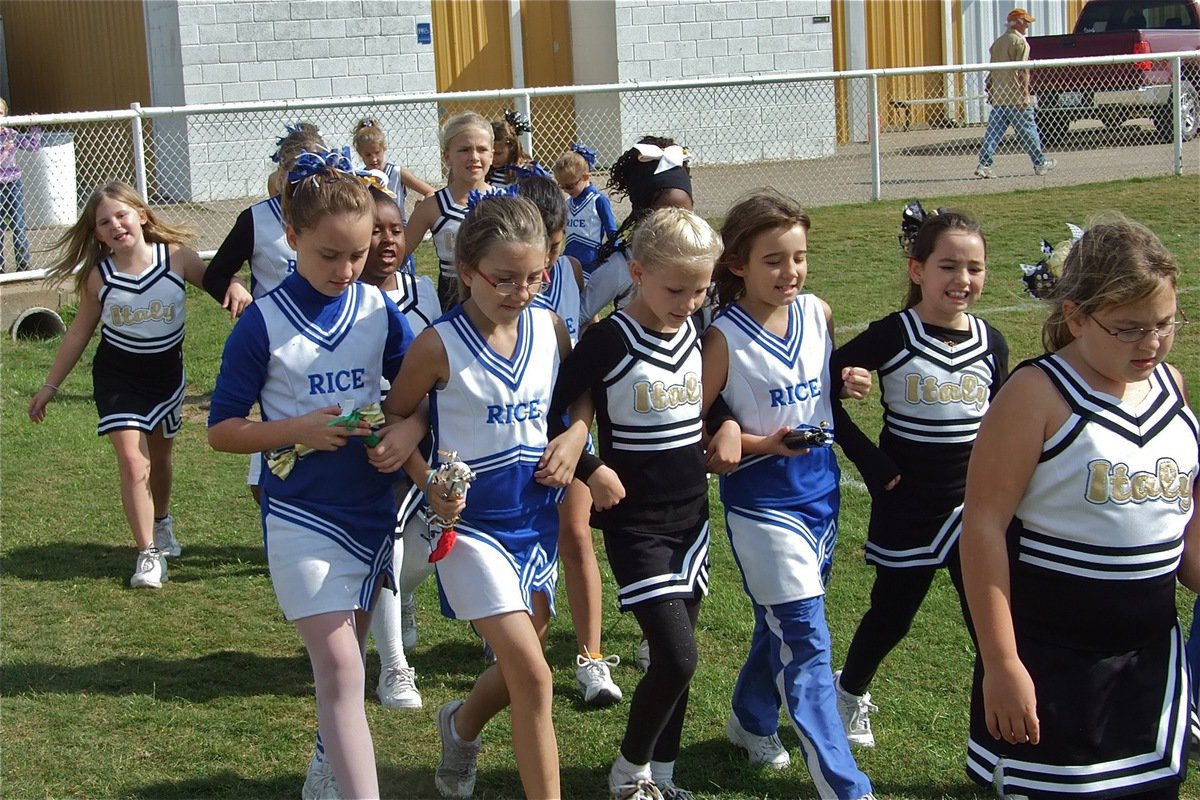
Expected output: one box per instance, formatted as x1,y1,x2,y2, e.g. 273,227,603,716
1027,0,1199,143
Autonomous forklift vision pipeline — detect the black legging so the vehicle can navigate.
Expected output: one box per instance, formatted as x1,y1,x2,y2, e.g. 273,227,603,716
838,551,972,697
621,596,701,764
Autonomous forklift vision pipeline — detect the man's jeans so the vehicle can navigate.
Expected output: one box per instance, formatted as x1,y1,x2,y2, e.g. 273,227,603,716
978,104,1047,168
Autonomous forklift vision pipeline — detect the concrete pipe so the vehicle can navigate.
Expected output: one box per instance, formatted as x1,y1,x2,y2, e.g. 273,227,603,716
10,306,66,341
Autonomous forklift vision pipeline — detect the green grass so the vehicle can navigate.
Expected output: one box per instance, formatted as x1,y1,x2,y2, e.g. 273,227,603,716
3,175,1199,799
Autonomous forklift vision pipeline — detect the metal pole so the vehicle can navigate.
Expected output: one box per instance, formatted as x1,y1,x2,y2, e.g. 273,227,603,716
130,102,148,199
869,75,882,200
508,0,533,158
1171,56,1183,175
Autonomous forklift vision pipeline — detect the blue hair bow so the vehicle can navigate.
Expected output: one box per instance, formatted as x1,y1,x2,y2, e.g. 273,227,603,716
271,122,316,163
507,161,553,180
287,147,354,184
467,186,517,211
570,144,597,168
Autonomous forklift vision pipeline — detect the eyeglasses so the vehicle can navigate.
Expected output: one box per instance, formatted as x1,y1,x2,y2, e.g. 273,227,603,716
1087,308,1189,343
474,269,548,296
557,177,584,193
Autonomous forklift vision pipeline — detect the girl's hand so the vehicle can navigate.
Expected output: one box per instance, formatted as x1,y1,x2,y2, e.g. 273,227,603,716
426,475,468,521
759,426,806,457
982,657,1040,746
28,384,57,423
840,366,872,400
223,279,253,320
535,426,587,487
586,466,626,511
295,406,371,451
367,422,421,473
705,419,742,474
883,474,902,491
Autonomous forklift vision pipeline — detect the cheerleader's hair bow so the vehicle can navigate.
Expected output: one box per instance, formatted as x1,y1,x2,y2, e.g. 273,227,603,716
633,142,690,174
898,199,952,256
287,147,354,184
1020,223,1082,299
507,161,553,180
504,109,533,134
570,143,598,168
358,118,375,128
271,122,317,163
467,185,517,211
358,168,395,198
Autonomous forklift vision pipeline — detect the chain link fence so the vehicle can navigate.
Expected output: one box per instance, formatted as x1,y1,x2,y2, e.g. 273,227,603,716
1,52,1195,273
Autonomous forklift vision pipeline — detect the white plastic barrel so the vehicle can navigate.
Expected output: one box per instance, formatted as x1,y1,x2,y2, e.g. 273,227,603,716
15,130,77,228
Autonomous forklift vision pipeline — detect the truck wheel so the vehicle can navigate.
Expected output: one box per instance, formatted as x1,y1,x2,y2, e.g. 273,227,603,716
1035,109,1069,145
1154,80,1198,142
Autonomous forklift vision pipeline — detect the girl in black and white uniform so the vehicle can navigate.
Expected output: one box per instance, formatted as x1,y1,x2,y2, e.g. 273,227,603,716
30,182,219,589
962,217,1200,800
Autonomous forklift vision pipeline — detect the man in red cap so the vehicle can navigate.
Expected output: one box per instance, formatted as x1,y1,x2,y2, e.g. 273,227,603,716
975,8,1057,178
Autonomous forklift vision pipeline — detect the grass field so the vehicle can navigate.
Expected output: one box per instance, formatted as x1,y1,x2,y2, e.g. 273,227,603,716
3,175,1199,800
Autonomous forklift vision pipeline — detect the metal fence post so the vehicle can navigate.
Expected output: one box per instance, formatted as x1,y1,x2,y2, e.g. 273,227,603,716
1171,56,1183,176
130,102,148,199
868,75,881,201
517,92,533,160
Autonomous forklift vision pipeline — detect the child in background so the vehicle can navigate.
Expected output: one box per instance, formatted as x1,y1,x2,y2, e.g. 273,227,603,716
581,137,696,323
550,207,723,800
700,189,875,799
516,174,623,706
379,194,578,799
404,111,495,312
360,185,441,711
208,152,423,800
961,217,1197,799
0,97,40,272
28,182,219,588
830,208,1008,748
487,110,534,190
352,118,436,275
553,143,618,277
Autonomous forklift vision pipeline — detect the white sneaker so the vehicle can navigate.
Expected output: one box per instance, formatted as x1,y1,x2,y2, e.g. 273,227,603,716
658,780,696,800
577,653,623,706
130,547,167,589
435,700,480,798
974,164,996,178
301,751,345,800
636,638,651,672
726,712,791,769
1034,158,1057,176
833,670,878,748
610,778,665,800
153,515,180,558
377,665,422,709
401,593,418,650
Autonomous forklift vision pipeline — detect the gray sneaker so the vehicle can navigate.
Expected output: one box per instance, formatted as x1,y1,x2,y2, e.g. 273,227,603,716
1034,158,1058,176
726,711,790,769
301,752,345,800
974,164,996,178
153,515,180,558
658,780,696,800
435,700,481,798
610,778,665,800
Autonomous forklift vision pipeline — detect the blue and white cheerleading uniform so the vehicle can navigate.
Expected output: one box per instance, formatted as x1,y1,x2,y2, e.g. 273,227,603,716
967,354,1198,799
531,254,582,345
427,304,562,622
563,184,617,275
429,187,467,311
93,243,187,437
711,295,873,800
208,273,414,620
552,310,710,610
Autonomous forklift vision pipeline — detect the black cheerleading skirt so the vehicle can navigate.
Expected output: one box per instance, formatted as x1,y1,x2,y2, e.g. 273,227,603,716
92,339,185,437
600,493,710,611
966,621,1194,799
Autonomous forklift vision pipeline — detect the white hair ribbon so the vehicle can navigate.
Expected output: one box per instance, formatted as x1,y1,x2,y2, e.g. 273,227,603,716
633,142,690,174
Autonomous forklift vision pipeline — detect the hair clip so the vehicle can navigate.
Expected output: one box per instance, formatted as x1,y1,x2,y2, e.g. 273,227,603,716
359,118,374,128
508,161,553,180
570,143,598,168
632,142,690,174
898,199,951,256
1019,224,1082,299
466,186,516,211
271,122,317,163
504,110,533,134
358,168,395,198
287,147,354,184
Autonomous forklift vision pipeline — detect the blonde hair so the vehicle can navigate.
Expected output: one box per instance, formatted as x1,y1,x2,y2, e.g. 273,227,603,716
1042,214,1179,351
47,181,194,295
352,118,387,152
440,111,492,153
282,164,374,233
630,207,723,275
454,195,546,300
552,151,589,183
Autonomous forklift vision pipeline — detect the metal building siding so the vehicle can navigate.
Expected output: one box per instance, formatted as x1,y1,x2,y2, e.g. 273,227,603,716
0,0,149,113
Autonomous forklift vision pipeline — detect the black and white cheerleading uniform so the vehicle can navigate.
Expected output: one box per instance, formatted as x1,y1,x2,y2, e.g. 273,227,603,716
531,254,582,344
564,184,618,276
551,310,709,611
485,164,514,191
93,243,187,438
429,187,467,310
967,354,1198,799
834,309,1008,569
202,195,296,302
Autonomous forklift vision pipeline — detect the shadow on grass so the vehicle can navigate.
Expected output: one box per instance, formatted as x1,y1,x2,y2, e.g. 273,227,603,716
4,648,314,700
2,540,267,582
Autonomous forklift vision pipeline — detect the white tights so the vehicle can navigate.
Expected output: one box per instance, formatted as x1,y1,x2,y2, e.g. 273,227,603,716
369,514,436,671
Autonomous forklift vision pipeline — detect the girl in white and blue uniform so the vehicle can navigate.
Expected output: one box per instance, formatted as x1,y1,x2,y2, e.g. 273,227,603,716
208,153,420,800
701,190,875,800
553,144,618,277
30,181,216,590
380,194,576,800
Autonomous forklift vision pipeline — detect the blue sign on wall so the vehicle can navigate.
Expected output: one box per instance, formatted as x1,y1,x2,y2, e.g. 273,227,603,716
417,22,431,45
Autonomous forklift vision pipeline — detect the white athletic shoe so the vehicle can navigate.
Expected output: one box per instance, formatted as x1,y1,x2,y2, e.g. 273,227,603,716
400,593,418,650
153,515,181,557
1034,158,1057,176
636,638,651,672
726,712,791,769
658,780,696,800
576,653,623,706
610,778,665,800
974,164,996,178
435,700,481,798
377,665,422,709
130,547,167,589
833,670,878,748
301,751,345,800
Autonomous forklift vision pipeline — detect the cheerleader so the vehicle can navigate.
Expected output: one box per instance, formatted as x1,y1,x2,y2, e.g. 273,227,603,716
553,143,618,277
